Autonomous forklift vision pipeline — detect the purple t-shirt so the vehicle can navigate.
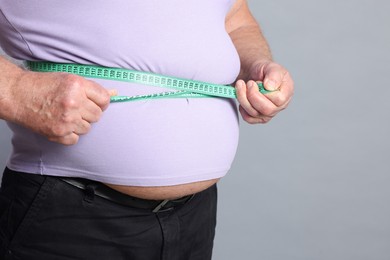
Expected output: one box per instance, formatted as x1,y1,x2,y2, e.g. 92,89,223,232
0,0,241,186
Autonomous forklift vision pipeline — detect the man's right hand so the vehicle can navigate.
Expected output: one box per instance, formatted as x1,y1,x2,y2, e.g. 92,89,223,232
5,69,114,145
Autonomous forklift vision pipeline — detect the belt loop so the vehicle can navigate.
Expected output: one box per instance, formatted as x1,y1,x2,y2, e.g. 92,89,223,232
152,199,170,213
84,183,98,203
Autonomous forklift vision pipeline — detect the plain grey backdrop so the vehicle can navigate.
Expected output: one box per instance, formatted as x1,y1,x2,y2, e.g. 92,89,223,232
1,0,389,259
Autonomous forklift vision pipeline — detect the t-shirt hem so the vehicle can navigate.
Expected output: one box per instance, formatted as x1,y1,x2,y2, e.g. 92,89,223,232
6,162,230,187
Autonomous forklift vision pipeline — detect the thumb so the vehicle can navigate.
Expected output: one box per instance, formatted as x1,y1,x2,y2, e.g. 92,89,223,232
263,77,281,92
262,64,284,91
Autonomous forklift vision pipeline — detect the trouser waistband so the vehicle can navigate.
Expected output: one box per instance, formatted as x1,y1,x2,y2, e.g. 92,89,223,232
2,168,195,213
60,177,195,213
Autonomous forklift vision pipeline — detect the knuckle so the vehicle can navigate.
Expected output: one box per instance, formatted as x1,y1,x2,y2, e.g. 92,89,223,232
51,125,68,137
60,113,74,124
50,119,73,137
59,75,84,108
63,73,83,86
275,95,288,107
89,107,103,123
82,123,92,134
60,96,78,109
93,110,103,122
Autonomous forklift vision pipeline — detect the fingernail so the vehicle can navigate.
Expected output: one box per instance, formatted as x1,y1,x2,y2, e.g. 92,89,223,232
248,81,256,89
237,80,245,89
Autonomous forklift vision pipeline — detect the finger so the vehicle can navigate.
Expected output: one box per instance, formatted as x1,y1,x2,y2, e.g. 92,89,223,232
49,132,80,146
84,81,112,110
81,88,117,123
262,64,286,91
235,80,261,118
264,72,294,107
80,99,104,123
73,119,91,136
239,105,272,124
246,80,279,117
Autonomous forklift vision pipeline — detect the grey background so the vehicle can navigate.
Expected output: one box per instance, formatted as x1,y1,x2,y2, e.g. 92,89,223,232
1,0,389,259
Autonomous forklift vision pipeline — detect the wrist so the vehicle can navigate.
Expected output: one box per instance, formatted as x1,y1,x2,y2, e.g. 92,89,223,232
0,60,25,122
250,59,273,79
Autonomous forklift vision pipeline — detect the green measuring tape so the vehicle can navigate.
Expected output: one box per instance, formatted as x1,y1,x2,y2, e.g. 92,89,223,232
27,61,271,103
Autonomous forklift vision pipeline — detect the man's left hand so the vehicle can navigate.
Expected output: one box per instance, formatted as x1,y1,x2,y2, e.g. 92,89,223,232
235,61,294,124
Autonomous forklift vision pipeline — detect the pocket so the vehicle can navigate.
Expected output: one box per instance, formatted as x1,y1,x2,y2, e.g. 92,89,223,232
1,171,55,252
0,169,37,247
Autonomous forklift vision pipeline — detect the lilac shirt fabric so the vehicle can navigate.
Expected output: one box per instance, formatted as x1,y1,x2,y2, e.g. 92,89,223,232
0,0,241,186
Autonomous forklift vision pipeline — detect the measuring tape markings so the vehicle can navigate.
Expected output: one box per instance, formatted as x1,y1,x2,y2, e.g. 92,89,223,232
27,61,271,102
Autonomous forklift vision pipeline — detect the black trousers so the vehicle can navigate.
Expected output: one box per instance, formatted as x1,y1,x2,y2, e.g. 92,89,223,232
0,168,217,260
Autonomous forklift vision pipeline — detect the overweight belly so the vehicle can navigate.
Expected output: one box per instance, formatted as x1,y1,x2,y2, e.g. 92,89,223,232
95,81,239,199
9,80,240,196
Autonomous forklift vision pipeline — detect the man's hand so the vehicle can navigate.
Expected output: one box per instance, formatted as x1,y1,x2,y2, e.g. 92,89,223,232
235,61,294,124
225,1,293,124
8,70,114,145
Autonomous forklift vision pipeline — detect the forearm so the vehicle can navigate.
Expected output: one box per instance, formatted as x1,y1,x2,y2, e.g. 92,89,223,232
226,0,273,81
0,55,24,121
229,24,272,81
